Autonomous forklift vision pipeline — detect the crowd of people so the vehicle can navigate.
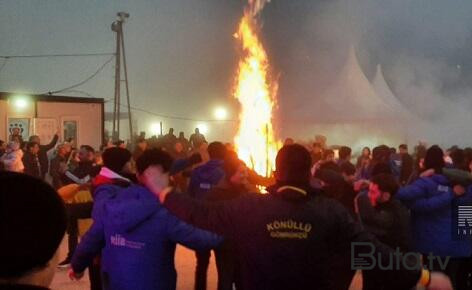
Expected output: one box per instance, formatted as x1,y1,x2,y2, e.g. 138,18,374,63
3,127,472,290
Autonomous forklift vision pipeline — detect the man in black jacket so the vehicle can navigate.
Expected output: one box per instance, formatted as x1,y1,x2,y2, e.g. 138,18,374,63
22,142,41,178
145,144,452,290
29,133,59,180
356,173,411,290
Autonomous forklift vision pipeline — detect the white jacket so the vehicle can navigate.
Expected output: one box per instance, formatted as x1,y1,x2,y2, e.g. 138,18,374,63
1,149,24,172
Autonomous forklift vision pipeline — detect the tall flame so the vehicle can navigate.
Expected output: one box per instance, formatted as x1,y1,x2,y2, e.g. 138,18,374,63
233,9,279,177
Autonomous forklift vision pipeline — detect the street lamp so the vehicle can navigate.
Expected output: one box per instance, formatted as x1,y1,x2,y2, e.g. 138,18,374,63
196,123,209,134
214,107,228,120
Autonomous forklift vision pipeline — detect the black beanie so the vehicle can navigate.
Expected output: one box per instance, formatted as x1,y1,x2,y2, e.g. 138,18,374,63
102,147,132,173
276,144,312,186
424,145,445,171
0,172,67,278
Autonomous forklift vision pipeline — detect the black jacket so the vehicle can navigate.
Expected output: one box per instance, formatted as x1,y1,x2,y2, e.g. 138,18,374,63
38,134,59,178
164,185,421,290
356,192,411,251
22,152,41,178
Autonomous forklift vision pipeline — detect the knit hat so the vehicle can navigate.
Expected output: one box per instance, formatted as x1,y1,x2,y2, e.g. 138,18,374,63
0,172,67,278
424,145,445,172
102,147,132,174
276,144,312,186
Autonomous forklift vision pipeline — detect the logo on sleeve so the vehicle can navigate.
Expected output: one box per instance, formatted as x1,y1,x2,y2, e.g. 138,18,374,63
110,234,146,249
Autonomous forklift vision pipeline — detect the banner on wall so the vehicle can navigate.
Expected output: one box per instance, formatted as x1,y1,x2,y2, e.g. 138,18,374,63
33,118,57,144
8,118,30,141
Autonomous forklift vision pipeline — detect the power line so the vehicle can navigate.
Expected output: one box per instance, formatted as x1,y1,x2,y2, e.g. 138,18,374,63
103,98,237,123
43,56,115,95
0,58,8,75
0,52,115,59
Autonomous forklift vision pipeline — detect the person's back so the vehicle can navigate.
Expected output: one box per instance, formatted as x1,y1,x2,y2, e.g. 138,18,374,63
70,148,221,290
97,184,220,290
150,145,447,290
188,142,226,200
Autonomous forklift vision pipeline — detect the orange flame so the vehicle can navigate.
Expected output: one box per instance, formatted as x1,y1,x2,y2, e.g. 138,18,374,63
233,12,280,177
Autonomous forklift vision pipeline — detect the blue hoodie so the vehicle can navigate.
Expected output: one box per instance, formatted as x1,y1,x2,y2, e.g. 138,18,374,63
188,159,225,200
71,184,221,290
396,174,472,257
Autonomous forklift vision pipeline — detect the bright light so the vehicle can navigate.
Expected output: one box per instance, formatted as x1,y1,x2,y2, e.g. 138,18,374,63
13,97,29,109
214,107,228,120
150,123,161,135
196,123,208,134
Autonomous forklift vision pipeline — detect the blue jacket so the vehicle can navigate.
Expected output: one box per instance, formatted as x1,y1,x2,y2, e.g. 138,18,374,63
396,174,472,257
71,184,222,290
188,159,225,200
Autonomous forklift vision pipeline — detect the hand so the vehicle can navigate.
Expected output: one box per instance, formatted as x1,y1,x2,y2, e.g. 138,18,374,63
427,272,452,290
420,169,435,178
453,185,466,197
68,268,84,281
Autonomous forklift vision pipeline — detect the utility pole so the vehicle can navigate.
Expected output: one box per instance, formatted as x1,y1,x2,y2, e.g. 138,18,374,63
111,12,133,142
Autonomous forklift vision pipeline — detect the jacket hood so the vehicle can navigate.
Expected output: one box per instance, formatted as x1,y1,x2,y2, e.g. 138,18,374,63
267,183,319,201
428,174,450,185
103,184,159,232
194,160,224,181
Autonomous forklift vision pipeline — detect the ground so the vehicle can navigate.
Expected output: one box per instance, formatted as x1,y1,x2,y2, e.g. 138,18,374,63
51,237,361,290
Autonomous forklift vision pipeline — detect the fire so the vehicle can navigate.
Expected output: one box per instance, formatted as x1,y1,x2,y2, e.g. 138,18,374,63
233,10,280,177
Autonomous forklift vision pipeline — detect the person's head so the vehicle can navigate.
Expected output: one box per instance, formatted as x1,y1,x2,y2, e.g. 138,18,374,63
340,161,356,184
225,143,234,152
314,169,345,200
283,138,294,146
137,138,148,150
56,144,67,157
12,127,20,135
275,144,312,187
174,142,183,153
450,148,467,170
369,173,399,204
224,151,248,186
0,172,67,287
339,146,352,161
135,148,173,189
29,135,40,144
372,145,391,163
168,128,174,135
389,147,397,155
323,149,335,162
113,140,126,149
195,128,200,134
371,162,392,176
424,145,445,172
361,147,371,157
79,145,95,162
465,148,472,173
179,131,185,138
399,144,408,155
103,147,133,174
26,142,40,155
0,140,5,150
312,142,322,154
207,142,226,160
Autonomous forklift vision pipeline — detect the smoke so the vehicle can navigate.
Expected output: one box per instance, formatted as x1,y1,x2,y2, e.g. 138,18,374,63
270,0,472,149
248,0,271,17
